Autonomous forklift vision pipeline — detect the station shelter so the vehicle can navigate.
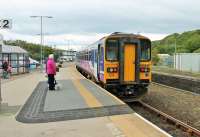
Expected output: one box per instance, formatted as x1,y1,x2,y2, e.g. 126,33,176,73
0,44,30,75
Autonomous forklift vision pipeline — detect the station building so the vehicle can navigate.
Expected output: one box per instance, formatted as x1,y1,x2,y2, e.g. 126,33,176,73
0,44,30,75
60,49,76,62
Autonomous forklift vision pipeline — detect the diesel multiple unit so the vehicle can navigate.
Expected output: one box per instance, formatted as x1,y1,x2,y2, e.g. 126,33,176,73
76,32,151,101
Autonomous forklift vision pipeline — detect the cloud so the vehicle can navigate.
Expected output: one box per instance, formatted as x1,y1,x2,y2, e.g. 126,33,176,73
1,0,200,35
0,0,199,47
0,30,167,51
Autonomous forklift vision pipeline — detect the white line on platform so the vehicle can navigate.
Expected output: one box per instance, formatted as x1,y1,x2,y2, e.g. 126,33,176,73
135,113,172,137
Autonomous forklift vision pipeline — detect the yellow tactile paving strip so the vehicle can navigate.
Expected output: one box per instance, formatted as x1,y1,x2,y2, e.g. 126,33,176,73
70,68,102,108
84,76,125,105
70,66,123,107
68,64,125,104
72,79,102,108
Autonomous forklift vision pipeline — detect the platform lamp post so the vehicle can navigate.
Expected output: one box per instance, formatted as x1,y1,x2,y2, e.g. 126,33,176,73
0,34,3,105
36,33,50,65
30,16,53,72
174,38,177,70
0,19,12,106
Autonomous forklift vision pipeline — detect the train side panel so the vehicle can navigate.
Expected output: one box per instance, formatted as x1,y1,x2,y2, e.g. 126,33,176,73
76,46,99,81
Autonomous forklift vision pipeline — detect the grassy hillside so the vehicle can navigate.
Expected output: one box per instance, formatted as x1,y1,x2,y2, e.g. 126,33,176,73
4,40,63,62
153,29,200,55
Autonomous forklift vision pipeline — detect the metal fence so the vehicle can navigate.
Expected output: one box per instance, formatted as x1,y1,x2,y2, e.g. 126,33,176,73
157,53,200,73
174,53,200,72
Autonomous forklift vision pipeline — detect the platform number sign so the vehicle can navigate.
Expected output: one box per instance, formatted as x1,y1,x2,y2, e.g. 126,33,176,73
0,19,12,29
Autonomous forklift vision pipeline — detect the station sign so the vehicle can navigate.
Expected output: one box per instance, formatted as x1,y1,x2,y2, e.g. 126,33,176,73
0,19,12,29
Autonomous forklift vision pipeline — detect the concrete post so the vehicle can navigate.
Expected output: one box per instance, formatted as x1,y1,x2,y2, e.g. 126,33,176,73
0,34,3,105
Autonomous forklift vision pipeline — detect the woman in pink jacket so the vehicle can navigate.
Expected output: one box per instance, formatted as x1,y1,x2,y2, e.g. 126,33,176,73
46,54,56,90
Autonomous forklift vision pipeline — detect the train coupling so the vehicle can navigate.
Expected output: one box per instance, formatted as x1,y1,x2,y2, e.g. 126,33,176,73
124,87,134,95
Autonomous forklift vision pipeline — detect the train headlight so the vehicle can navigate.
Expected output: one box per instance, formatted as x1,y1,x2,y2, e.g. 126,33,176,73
140,67,150,72
107,67,118,73
113,68,118,72
110,68,113,72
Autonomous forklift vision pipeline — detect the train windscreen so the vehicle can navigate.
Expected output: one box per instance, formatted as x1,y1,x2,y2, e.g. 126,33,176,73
106,39,119,61
141,40,151,61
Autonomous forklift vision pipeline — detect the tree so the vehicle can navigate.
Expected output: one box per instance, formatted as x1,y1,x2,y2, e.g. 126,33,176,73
152,48,160,65
194,48,200,53
5,40,58,61
185,36,200,52
152,29,200,54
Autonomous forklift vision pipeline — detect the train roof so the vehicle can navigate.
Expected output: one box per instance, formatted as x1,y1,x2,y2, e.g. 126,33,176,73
92,32,150,43
80,32,151,52
106,32,150,40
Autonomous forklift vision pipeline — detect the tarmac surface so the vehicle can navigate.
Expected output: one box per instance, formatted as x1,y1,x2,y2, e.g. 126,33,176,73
0,63,171,137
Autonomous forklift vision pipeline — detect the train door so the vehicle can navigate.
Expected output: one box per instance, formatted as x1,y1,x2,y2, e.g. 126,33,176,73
97,44,101,80
124,44,136,82
94,49,98,78
97,44,104,81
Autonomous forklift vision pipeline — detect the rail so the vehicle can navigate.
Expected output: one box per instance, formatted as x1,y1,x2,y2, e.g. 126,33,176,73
137,101,200,137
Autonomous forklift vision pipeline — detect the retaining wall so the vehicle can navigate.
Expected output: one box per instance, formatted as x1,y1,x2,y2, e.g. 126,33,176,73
152,72,200,94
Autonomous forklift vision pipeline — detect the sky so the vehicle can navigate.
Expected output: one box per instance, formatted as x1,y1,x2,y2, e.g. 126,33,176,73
0,0,200,50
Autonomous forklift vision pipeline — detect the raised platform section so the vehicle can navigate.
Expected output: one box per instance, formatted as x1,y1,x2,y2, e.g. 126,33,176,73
153,72,200,94
16,75,132,123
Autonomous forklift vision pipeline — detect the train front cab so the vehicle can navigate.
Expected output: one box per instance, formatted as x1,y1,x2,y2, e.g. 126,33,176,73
102,36,151,100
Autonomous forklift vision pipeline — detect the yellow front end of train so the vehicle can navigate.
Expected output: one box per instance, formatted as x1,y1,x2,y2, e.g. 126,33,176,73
102,33,151,101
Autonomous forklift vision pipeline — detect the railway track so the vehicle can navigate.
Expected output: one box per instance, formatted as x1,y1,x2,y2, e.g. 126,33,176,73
129,101,200,137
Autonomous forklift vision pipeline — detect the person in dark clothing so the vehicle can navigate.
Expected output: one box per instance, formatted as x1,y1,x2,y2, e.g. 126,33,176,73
46,54,56,90
2,61,9,79
48,74,55,90
2,61,8,71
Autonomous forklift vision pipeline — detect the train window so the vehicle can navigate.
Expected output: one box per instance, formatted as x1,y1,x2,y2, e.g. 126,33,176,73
95,50,98,62
141,40,151,61
106,39,119,61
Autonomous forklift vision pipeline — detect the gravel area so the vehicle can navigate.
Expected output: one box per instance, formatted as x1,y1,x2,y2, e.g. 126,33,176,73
142,83,200,130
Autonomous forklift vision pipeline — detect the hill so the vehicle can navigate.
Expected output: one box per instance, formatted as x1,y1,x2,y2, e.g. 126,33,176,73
152,29,200,55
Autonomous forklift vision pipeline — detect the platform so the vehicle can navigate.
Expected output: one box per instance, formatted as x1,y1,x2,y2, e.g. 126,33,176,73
16,78,132,123
16,62,132,123
1,63,172,137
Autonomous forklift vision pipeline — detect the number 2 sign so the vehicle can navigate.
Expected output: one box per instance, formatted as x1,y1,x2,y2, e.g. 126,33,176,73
0,19,12,29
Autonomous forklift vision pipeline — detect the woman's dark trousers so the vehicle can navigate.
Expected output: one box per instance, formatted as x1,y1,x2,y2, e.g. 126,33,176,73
48,74,55,90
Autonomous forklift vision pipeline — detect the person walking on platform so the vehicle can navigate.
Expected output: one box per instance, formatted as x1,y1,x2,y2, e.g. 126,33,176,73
46,54,56,90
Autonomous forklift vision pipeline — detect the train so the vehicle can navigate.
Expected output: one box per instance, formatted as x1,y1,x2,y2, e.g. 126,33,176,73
76,32,152,102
